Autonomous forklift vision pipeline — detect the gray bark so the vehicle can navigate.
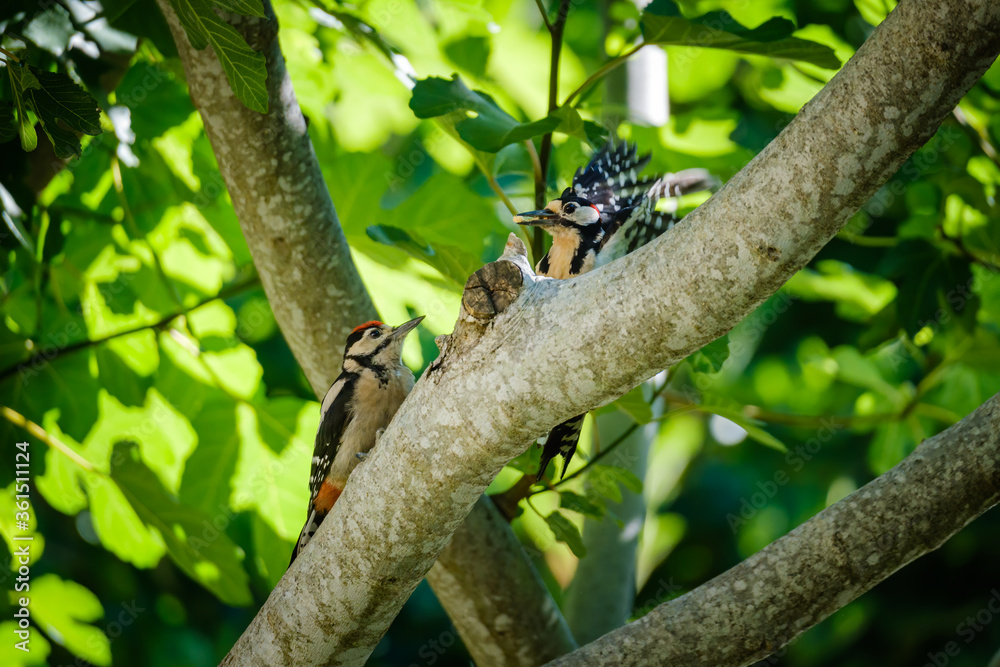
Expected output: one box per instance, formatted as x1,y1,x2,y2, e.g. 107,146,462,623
547,393,1000,666
154,0,374,397
425,497,579,666
155,1,574,663
211,0,1000,663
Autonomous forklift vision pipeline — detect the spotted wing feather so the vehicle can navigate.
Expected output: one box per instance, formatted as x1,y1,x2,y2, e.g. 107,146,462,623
596,168,719,267
571,142,653,219
290,374,354,565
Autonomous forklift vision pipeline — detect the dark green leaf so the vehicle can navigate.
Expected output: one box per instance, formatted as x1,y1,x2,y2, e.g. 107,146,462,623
213,0,266,17
409,75,560,152
7,64,40,152
170,0,268,113
366,225,480,286
28,70,102,159
687,335,731,374
594,464,644,494
0,103,16,143
612,386,653,424
545,511,587,558
110,441,252,605
559,490,605,518
881,240,975,335
641,2,840,69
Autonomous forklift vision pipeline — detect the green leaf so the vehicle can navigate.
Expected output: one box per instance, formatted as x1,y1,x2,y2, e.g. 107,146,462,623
409,75,560,152
855,0,897,26
698,403,788,452
0,103,16,143
559,490,605,519
594,464,644,494
27,70,102,159
7,64,40,152
544,511,587,558
641,2,840,69
881,240,975,335
213,0,266,17
612,386,653,424
366,225,480,286
110,441,252,606
0,621,51,665
443,36,491,78
687,335,731,374
31,575,111,666
23,5,76,57
586,466,623,503
170,0,268,113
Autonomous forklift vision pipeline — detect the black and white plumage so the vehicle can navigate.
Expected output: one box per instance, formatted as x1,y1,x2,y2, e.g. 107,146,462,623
290,316,423,566
514,142,717,478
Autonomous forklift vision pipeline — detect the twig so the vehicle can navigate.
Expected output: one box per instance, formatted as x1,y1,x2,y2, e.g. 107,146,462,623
562,44,645,107
534,0,572,263
0,276,260,383
533,0,553,32
0,46,21,63
1,405,98,472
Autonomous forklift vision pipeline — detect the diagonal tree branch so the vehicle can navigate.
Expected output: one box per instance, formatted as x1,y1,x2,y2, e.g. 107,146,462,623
153,1,574,662
219,0,1000,663
153,1,374,397
547,391,1000,666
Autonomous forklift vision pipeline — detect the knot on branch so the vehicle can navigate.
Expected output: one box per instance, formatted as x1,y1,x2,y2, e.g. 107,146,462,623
461,235,533,323
428,235,534,376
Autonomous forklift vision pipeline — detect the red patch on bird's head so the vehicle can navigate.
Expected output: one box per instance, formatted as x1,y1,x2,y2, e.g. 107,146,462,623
590,204,600,213
352,320,383,333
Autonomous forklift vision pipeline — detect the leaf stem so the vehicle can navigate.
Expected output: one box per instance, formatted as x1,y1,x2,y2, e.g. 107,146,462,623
0,46,21,63
1,405,98,472
534,0,572,264
563,43,645,107
0,275,260,383
533,0,553,32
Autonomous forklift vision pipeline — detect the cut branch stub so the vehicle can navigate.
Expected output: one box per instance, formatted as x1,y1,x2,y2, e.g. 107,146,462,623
463,261,524,320
462,234,532,321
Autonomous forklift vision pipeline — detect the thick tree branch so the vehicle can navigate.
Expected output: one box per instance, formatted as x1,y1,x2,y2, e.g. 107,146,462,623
154,0,375,397
548,392,1000,666
425,497,578,665
155,2,573,662
220,0,1000,663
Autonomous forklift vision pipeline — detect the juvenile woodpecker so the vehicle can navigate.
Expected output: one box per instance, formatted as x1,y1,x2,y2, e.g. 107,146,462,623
290,316,423,565
515,142,716,478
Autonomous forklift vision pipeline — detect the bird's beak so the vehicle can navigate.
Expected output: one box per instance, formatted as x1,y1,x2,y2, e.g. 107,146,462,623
391,315,424,338
514,210,559,226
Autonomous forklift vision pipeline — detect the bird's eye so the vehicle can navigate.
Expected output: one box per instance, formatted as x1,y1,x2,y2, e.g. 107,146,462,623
369,329,382,339
564,202,578,213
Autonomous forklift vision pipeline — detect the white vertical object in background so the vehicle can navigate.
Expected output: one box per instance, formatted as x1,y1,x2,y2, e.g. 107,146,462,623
627,44,669,126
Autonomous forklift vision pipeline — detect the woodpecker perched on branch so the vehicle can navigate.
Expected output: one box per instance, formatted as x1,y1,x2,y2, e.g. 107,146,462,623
515,142,717,479
290,316,423,565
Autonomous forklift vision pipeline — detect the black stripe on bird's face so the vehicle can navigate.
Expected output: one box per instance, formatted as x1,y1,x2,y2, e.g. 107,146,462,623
515,191,603,231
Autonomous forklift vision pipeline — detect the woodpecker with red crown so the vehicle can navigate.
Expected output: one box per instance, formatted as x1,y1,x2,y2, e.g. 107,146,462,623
290,316,423,565
515,142,717,479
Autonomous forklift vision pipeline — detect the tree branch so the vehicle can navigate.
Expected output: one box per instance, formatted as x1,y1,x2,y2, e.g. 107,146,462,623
154,2,575,662
217,0,1000,663
425,497,578,666
548,391,1000,666
153,0,375,398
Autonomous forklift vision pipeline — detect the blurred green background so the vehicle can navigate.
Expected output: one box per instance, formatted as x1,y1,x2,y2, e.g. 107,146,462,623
1,0,999,665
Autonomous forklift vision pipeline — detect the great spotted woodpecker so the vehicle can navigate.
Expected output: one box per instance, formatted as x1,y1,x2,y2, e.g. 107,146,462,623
515,142,716,479
290,316,423,565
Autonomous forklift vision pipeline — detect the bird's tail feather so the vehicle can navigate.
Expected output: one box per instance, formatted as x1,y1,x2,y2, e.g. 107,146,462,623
537,415,585,480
